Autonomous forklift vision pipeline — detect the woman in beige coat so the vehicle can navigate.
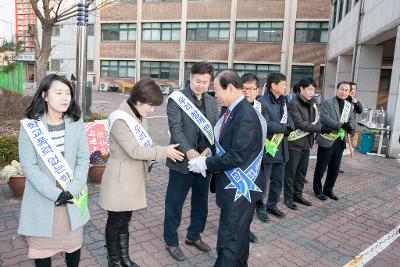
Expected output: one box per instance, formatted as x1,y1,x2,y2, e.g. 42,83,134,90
99,78,184,267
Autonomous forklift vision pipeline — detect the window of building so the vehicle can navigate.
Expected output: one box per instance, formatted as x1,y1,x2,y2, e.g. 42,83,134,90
295,22,329,43
51,59,61,71
233,63,280,86
291,65,314,86
187,22,230,41
141,61,179,80
100,60,135,78
338,0,344,23
332,1,338,29
143,0,181,2
87,60,94,72
52,25,60,36
236,22,283,42
345,0,352,14
101,23,136,41
183,62,228,82
142,22,180,41
87,24,94,36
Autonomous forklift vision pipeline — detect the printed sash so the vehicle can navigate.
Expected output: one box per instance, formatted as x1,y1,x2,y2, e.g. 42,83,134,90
253,99,262,114
108,110,153,148
169,91,214,145
21,119,88,215
320,100,351,141
265,103,287,157
214,106,267,202
288,103,319,142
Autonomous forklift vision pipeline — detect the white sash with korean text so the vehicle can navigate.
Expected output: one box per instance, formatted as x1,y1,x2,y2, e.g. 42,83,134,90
169,91,214,145
320,100,352,141
21,119,88,214
288,103,319,141
108,110,153,148
253,99,262,114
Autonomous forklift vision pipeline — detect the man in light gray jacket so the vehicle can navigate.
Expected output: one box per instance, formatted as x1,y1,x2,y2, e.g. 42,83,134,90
313,81,355,201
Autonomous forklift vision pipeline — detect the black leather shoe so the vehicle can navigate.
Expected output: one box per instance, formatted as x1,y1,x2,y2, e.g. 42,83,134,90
166,246,186,261
324,192,339,200
338,169,344,174
285,202,298,210
185,239,211,252
293,196,312,206
267,207,286,218
249,231,257,243
315,193,327,201
256,202,270,223
304,179,309,184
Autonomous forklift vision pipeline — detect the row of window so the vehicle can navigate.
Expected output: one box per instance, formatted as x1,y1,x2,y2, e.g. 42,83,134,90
101,21,329,43
99,60,315,86
332,0,359,28
52,24,95,37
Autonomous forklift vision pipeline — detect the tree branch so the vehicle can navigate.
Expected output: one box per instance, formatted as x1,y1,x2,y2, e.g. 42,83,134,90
54,0,64,19
30,0,46,24
27,24,41,59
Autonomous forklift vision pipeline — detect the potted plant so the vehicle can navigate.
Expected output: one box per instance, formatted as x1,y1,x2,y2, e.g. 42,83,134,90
88,150,109,184
1,160,25,196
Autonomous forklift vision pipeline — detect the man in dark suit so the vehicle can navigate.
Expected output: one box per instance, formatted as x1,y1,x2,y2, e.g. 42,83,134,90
256,72,294,221
313,81,355,201
189,70,265,267
163,62,219,261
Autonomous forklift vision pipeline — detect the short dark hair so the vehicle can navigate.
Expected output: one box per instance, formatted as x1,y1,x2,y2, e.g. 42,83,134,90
349,82,357,91
215,69,242,90
336,81,351,89
266,72,286,90
127,78,163,107
25,74,81,121
298,77,316,90
292,83,301,94
190,61,214,77
241,73,259,86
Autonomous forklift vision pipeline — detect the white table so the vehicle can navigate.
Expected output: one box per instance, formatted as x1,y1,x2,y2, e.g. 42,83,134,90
357,121,391,157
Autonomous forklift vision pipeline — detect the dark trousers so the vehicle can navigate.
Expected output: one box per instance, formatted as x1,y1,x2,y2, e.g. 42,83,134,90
106,211,133,243
263,162,286,209
163,169,210,246
214,199,255,267
284,149,310,202
313,139,345,195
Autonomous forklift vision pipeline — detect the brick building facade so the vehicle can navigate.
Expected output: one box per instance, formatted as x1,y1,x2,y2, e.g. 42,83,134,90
96,0,330,93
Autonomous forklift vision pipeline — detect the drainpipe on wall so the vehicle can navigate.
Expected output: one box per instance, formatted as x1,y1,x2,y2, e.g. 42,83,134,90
350,0,365,81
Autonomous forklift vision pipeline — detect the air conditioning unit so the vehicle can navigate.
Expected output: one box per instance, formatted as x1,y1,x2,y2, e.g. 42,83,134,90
99,82,109,92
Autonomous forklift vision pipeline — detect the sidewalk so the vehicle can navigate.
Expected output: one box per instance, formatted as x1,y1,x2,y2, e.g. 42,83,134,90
0,91,399,267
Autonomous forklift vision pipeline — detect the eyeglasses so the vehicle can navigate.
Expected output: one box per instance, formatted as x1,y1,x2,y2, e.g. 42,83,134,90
242,87,258,92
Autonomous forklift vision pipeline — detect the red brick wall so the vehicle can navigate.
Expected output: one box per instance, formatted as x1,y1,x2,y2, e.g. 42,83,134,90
187,1,231,20
234,43,282,62
100,43,136,58
142,3,181,20
297,0,331,19
141,42,180,59
185,42,229,61
292,44,326,64
100,3,137,21
236,0,285,19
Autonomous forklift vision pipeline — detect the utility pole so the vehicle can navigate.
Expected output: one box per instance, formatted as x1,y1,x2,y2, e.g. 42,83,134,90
76,1,89,118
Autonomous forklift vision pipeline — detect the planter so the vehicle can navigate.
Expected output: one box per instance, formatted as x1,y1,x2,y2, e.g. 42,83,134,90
88,165,105,184
8,175,26,196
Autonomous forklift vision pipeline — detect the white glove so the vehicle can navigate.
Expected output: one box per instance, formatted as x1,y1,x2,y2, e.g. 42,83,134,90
188,156,207,177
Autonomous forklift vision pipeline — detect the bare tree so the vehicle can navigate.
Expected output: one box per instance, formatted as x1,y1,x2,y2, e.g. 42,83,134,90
28,0,116,83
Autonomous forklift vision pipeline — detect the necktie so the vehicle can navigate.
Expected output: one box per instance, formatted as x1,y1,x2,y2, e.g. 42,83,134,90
219,109,230,137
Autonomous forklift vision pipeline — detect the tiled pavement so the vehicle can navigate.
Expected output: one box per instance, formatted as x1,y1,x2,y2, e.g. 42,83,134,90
0,91,399,266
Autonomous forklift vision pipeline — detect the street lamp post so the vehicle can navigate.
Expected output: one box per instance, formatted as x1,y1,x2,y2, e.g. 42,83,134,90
76,0,89,118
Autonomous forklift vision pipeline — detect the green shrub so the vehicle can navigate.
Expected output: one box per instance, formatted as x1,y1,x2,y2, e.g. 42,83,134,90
0,136,19,168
